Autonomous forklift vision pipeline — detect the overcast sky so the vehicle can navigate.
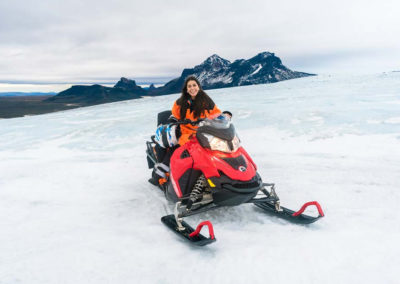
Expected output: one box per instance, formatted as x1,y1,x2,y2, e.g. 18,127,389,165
1,0,399,88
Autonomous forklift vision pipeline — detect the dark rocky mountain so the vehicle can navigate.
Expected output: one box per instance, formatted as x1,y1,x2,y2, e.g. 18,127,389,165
45,78,145,105
149,52,314,95
47,52,314,105
113,77,147,95
0,92,56,97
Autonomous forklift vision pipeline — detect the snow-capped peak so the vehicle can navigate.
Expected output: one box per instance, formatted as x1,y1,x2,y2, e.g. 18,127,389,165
201,54,231,67
257,51,274,58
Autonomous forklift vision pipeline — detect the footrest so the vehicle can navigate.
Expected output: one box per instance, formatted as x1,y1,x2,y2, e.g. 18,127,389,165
292,201,324,217
189,221,215,240
161,215,216,246
254,201,324,224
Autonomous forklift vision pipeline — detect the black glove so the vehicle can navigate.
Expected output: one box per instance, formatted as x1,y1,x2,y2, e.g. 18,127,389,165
222,111,232,118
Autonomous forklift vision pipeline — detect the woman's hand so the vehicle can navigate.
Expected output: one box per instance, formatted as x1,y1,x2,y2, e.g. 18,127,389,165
222,111,232,120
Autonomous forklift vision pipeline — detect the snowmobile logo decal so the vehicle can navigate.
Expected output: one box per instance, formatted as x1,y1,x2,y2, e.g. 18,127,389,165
239,166,246,172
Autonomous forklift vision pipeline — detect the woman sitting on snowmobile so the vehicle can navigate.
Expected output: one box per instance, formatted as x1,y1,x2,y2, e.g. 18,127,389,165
150,75,231,186
172,75,227,145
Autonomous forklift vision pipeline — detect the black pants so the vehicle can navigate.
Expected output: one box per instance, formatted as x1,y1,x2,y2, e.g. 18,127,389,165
152,144,179,181
161,145,180,166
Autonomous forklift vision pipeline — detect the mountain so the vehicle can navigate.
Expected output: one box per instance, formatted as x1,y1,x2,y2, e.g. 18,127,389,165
149,52,314,95
45,52,314,104
45,78,145,105
113,77,146,94
0,92,57,97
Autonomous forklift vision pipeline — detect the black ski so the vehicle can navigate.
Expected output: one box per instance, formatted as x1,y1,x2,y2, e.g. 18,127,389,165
161,215,216,246
254,201,324,224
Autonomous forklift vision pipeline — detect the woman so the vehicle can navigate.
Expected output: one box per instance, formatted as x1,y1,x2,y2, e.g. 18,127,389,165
151,75,230,186
171,75,223,145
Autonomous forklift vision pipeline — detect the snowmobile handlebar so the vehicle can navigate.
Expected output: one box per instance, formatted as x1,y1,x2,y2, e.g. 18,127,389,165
172,118,205,126
169,113,231,127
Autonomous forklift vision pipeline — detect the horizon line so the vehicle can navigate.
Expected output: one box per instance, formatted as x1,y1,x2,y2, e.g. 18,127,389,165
0,76,175,86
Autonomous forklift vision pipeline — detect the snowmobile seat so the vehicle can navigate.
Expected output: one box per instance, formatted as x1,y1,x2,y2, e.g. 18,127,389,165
157,110,172,126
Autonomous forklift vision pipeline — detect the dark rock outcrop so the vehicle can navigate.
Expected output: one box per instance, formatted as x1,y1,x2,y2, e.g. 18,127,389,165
114,77,147,95
46,79,145,105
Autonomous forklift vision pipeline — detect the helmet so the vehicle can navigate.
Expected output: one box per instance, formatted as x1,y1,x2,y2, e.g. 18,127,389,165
155,124,179,148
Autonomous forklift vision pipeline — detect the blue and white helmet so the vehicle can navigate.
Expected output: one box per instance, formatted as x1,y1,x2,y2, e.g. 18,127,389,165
155,124,179,148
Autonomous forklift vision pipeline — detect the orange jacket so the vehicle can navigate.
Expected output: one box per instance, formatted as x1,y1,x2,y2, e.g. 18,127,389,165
172,100,221,145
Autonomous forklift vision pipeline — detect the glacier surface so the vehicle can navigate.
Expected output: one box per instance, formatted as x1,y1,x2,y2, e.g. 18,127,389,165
0,73,399,284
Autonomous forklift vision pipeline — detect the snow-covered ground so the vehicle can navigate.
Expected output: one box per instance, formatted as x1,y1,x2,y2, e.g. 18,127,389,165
1,73,399,284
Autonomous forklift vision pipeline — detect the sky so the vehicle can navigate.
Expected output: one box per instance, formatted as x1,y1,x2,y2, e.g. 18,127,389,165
1,0,400,91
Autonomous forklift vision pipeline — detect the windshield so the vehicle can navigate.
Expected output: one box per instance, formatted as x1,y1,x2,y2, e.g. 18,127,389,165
199,116,231,130
196,115,236,145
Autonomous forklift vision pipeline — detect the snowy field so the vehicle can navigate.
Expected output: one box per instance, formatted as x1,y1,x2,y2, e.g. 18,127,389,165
1,73,399,284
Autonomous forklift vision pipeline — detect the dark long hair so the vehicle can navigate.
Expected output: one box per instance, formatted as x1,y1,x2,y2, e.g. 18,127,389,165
176,75,215,120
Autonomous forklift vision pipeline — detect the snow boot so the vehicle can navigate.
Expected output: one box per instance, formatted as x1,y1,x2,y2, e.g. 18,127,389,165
148,163,170,189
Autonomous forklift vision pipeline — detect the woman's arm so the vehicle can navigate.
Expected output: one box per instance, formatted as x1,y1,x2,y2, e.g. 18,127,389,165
208,104,221,117
171,101,181,120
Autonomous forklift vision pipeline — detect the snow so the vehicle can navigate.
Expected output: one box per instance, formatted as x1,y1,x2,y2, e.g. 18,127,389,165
203,54,231,66
198,71,233,84
1,73,400,283
250,64,262,76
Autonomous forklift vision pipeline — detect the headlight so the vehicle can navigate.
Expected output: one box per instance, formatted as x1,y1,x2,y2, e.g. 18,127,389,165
203,133,241,153
231,135,241,151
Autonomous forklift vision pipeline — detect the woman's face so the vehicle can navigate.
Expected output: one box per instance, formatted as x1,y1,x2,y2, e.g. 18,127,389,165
186,80,200,98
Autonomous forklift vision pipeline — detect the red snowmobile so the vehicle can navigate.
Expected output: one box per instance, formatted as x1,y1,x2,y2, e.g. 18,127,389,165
146,111,324,246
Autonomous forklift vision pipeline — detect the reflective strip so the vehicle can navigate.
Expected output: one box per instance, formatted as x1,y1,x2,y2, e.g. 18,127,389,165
154,168,166,178
155,162,170,179
155,163,170,172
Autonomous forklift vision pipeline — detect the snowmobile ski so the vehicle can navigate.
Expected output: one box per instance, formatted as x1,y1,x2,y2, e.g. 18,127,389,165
161,215,216,246
254,200,324,224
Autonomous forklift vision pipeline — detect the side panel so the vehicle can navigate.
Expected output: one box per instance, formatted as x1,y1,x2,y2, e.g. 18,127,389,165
169,145,194,198
178,169,202,197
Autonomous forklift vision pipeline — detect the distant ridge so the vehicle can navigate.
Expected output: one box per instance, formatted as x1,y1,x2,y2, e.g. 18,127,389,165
46,52,315,105
45,82,143,105
0,92,56,97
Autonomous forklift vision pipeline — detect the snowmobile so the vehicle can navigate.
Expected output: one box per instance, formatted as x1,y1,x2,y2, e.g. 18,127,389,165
146,111,324,246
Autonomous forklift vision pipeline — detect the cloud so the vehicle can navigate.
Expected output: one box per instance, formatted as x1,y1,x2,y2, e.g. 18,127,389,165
0,0,400,84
